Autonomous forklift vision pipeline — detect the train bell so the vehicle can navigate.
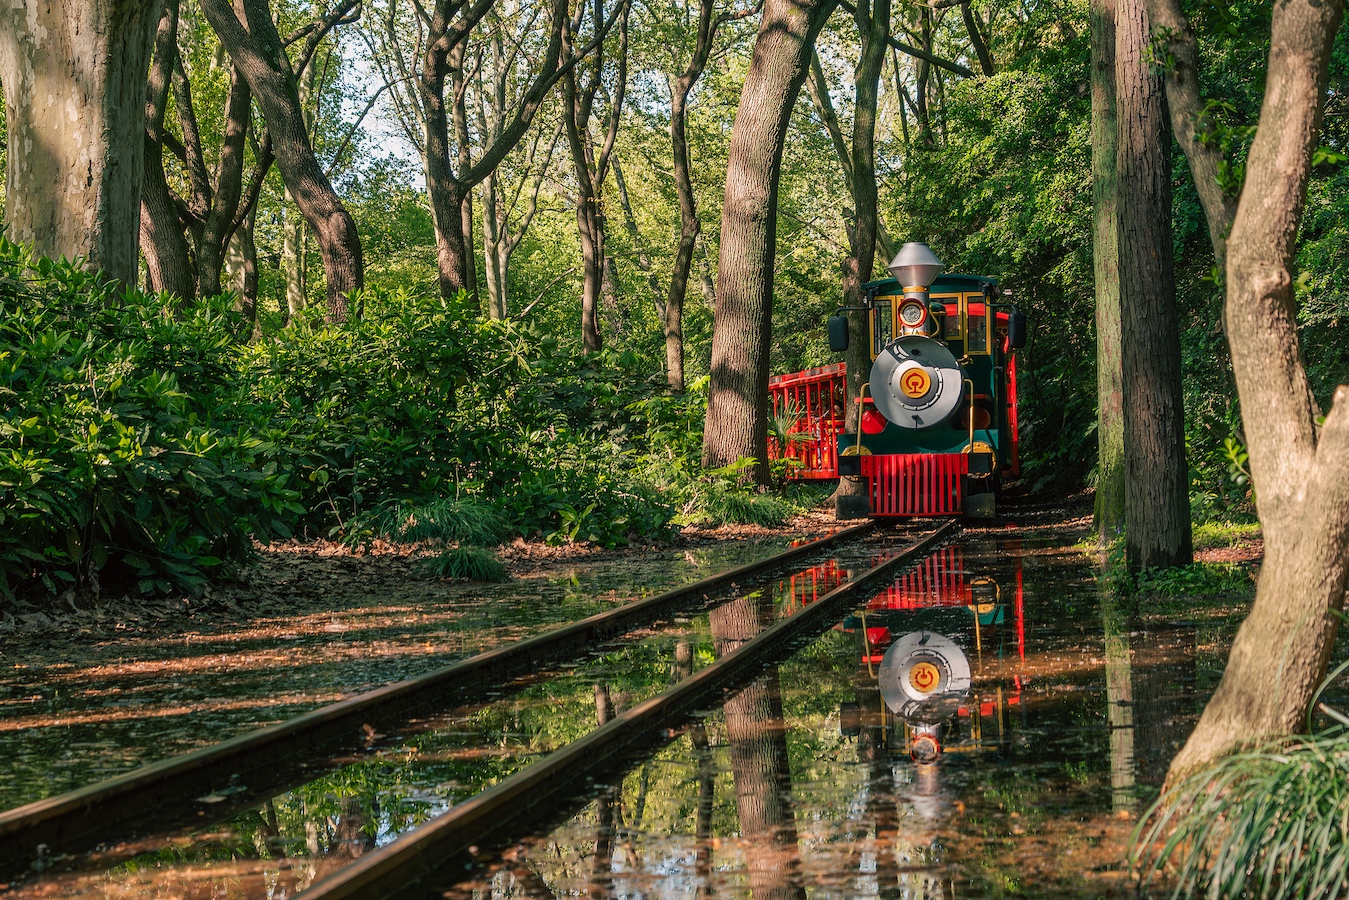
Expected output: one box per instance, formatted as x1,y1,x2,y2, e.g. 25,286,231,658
877,631,972,722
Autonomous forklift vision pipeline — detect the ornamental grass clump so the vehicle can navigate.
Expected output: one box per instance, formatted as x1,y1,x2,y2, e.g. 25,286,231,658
419,546,508,582
1132,723,1349,899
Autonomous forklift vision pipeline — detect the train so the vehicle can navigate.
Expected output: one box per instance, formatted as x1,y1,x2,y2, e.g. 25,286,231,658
769,243,1025,519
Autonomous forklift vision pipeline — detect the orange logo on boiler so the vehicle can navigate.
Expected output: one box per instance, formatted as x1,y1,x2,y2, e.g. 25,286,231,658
900,368,932,398
908,661,940,693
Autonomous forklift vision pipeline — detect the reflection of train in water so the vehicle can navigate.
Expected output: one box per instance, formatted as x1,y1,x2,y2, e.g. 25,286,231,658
768,243,1025,520
836,543,1026,761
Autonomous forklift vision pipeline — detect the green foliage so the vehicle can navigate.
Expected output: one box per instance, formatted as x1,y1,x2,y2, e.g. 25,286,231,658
347,496,508,548
419,546,508,582
1132,715,1349,898
0,240,303,600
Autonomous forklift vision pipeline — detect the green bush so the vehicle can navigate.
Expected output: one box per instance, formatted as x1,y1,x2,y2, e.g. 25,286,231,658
419,546,508,582
0,241,303,600
1133,697,1349,898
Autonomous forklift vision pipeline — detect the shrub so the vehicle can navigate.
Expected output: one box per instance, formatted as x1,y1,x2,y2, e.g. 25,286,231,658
420,546,508,582
0,241,302,600
346,497,508,548
1132,727,1349,899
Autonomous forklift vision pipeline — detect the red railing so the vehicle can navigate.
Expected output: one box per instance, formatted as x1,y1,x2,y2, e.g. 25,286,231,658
768,363,847,479
862,453,967,516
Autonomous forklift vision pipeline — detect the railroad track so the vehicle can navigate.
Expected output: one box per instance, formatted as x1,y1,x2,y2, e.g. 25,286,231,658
297,520,958,900
0,522,883,880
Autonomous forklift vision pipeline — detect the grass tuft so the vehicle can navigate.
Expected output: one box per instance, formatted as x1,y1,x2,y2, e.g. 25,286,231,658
419,546,508,582
348,497,508,548
1132,727,1349,899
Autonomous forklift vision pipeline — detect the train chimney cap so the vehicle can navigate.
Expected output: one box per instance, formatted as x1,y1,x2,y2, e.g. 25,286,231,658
888,242,944,290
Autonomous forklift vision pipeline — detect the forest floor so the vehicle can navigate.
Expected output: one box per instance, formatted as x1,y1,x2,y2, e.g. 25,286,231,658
0,491,1276,897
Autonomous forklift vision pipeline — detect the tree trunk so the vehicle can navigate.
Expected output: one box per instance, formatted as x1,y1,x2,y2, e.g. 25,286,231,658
702,0,839,477
1091,0,1124,542
140,0,195,299
197,66,252,299
960,2,994,76
482,172,509,319
563,1,628,353
1167,0,1348,779
1115,0,1192,571
1146,0,1238,269
200,0,363,323
664,0,730,393
0,0,163,283
835,0,890,508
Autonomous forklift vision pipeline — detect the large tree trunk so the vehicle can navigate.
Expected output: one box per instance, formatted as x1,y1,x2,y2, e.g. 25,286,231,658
1167,0,1349,779
834,0,890,510
200,0,363,323
1115,0,1191,571
1092,0,1124,542
140,0,195,298
0,0,163,283
702,0,838,477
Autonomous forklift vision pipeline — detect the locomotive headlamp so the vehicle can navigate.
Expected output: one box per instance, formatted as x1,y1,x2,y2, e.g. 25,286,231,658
898,299,928,328
887,242,944,291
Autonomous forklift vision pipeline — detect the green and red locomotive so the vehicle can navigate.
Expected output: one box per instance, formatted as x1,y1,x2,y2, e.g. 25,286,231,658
770,243,1025,518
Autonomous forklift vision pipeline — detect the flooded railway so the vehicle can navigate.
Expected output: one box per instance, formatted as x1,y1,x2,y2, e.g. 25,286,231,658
2,526,1214,898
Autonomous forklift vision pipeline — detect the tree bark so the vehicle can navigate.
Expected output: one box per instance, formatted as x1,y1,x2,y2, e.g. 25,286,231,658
960,2,994,76
1146,0,1238,267
417,0,571,302
200,0,364,322
1167,0,1348,779
563,0,629,353
1092,0,1124,542
0,0,163,283
664,0,745,392
140,0,195,298
1115,0,1192,570
702,0,839,477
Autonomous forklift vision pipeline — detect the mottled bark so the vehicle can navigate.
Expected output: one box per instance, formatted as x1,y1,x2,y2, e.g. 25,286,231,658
200,0,363,322
1092,0,1124,541
0,0,163,283
563,0,628,353
1169,0,1349,779
1115,0,1192,570
282,53,318,316
702,0,839,477
140,0,195,298
418,0,573,303
1146,0,1238,266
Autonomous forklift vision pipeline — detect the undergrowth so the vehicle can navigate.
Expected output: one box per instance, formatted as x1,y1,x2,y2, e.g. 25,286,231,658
1132,664,1349,898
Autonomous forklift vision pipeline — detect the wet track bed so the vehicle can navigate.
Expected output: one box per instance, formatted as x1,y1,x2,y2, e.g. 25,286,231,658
0,537,825,812
3,525,1230,899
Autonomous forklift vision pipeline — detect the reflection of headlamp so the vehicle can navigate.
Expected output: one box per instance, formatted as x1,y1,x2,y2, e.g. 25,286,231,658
910,729,941,763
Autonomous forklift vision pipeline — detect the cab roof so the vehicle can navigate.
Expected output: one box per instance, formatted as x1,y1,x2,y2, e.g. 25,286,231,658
863,273,998,295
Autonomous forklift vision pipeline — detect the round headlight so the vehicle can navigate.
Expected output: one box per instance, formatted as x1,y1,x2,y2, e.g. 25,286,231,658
898,300,927,328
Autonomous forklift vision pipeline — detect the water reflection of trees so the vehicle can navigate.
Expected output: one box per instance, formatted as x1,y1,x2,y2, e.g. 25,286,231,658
712,592,806,900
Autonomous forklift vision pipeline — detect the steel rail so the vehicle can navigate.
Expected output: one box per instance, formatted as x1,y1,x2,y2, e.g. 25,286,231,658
297,520,958,900
0,522,874,879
